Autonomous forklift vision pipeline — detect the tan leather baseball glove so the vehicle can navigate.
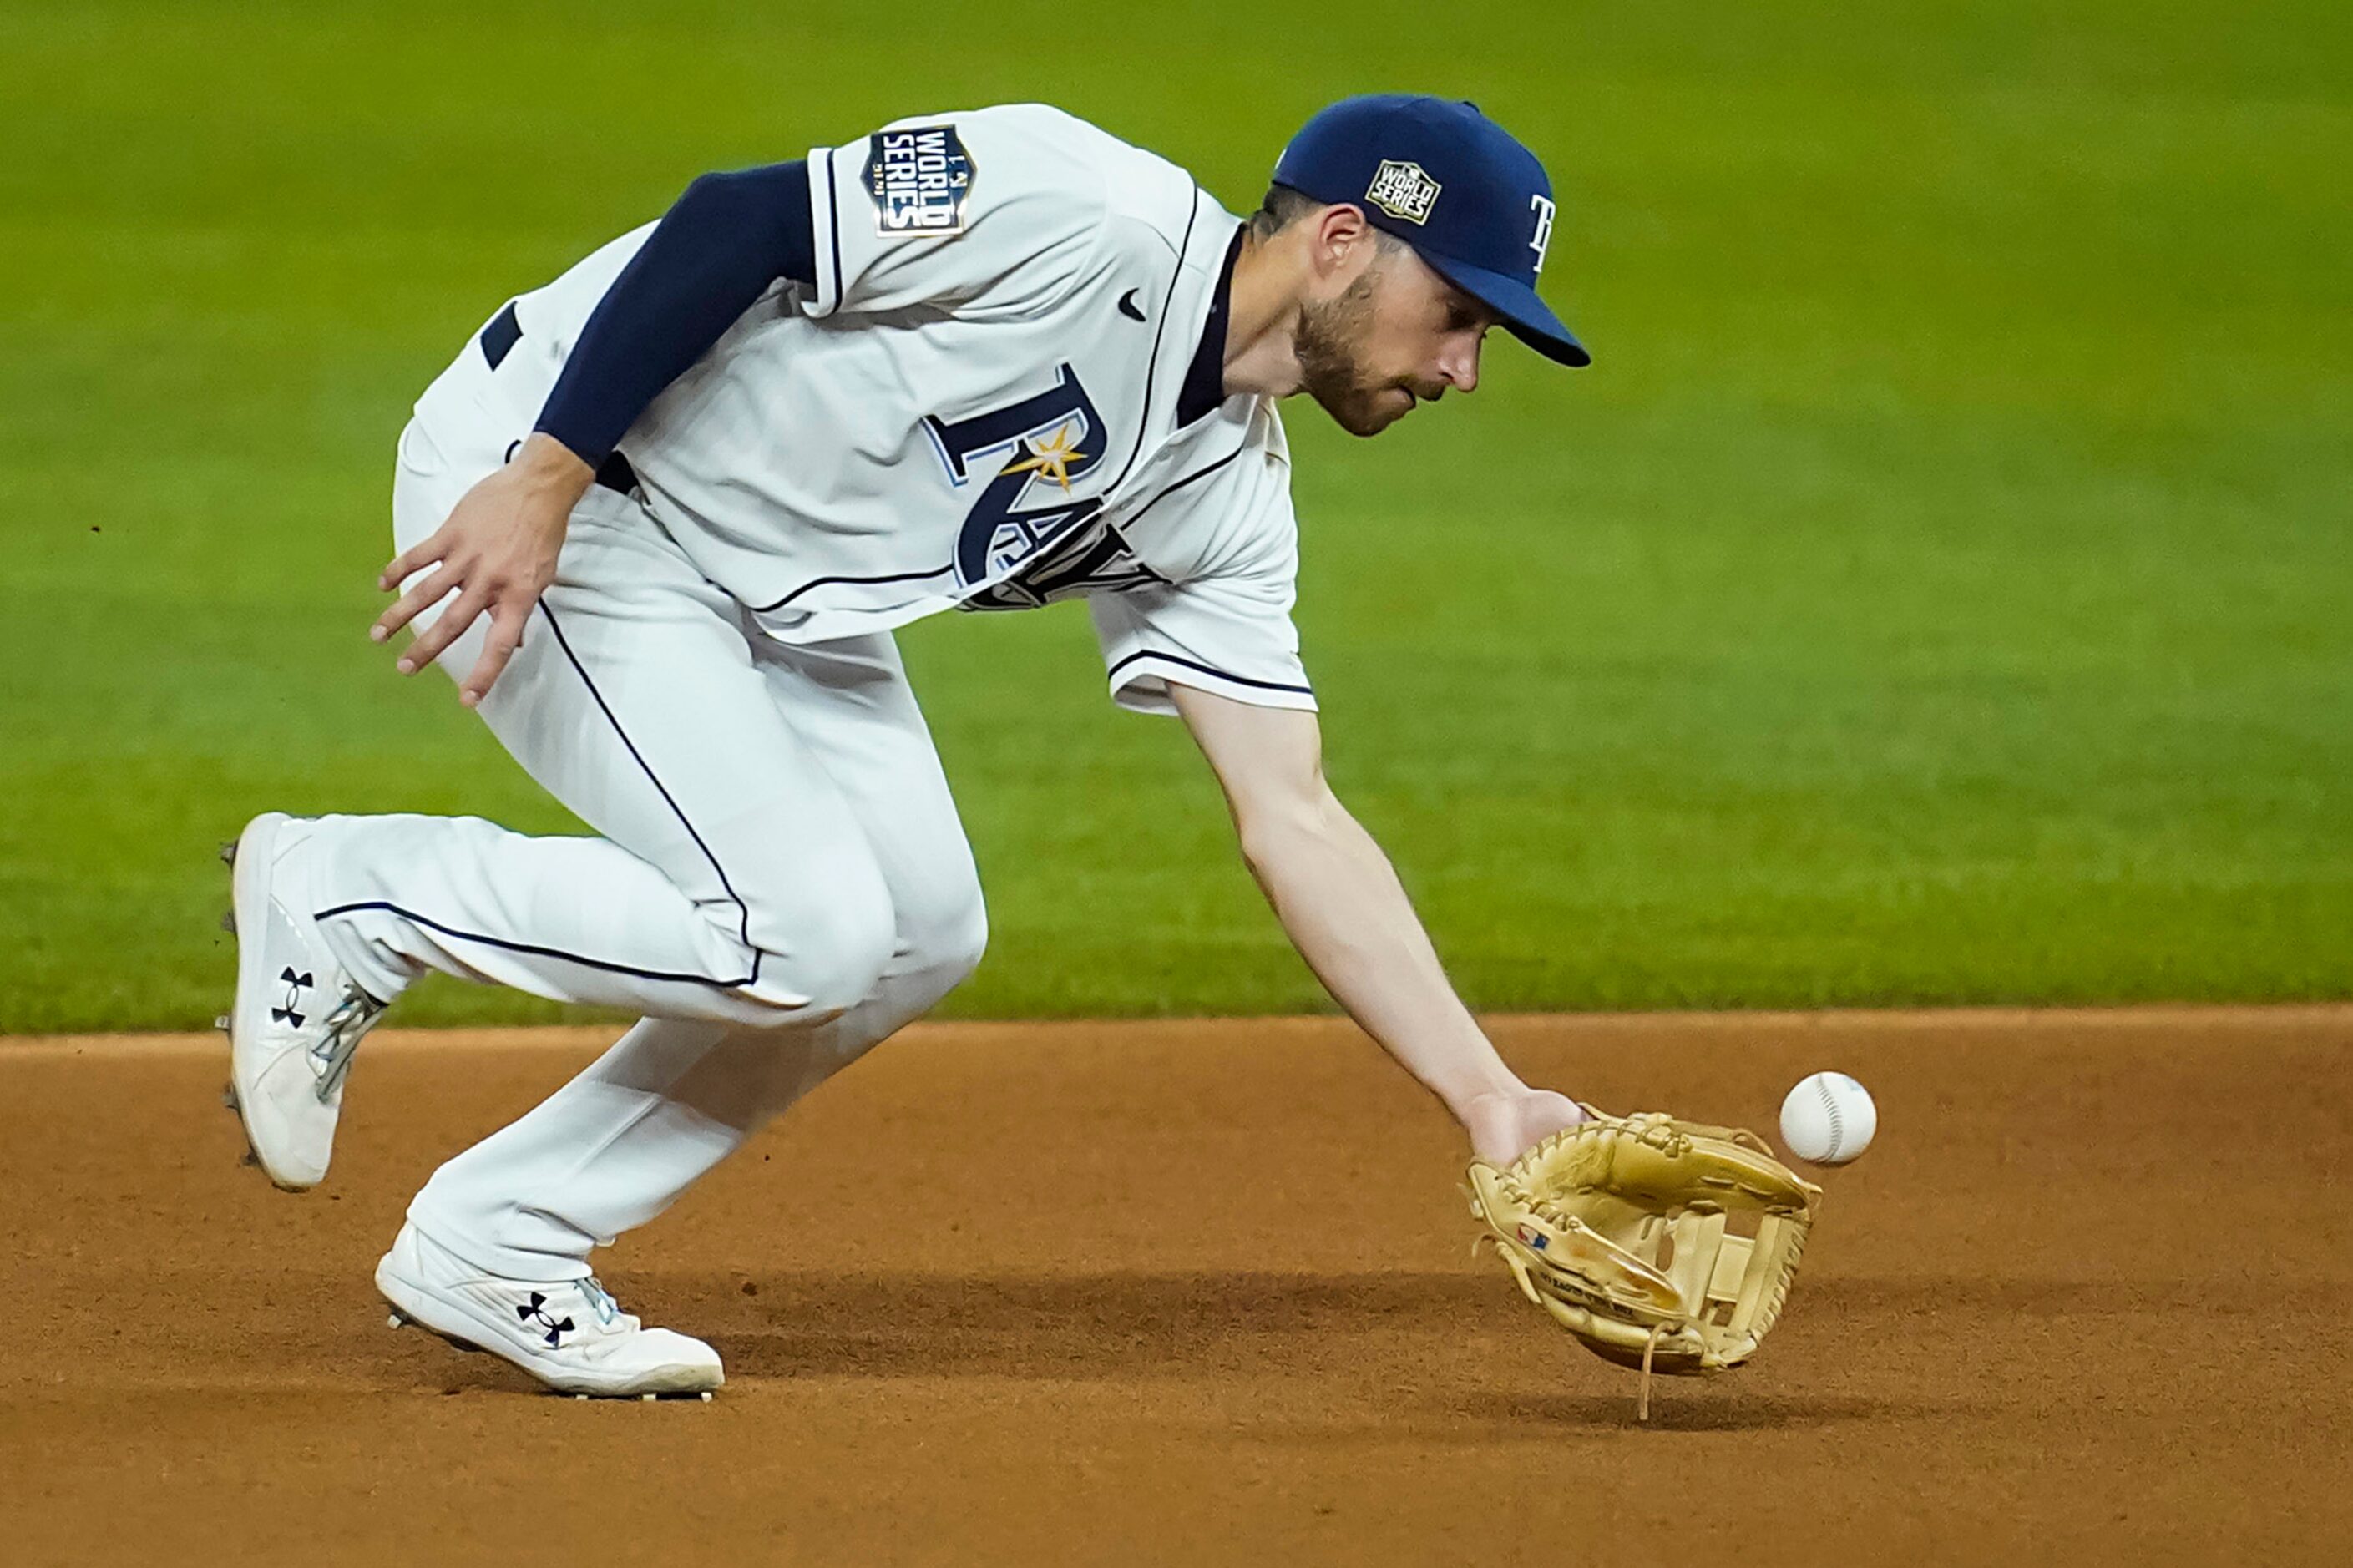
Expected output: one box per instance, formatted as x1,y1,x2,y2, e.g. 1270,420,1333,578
1465,1107,1821,1418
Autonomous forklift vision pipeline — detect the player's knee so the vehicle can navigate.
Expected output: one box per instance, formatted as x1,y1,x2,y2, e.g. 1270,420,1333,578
741,852,899,1020
899,878,988,1008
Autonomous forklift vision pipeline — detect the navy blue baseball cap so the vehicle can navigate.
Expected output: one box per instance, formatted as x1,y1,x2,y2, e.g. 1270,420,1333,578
1273,94,1589,367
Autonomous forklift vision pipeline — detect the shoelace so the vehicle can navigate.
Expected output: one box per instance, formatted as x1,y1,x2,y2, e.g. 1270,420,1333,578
578,1276,627,1329
308,988,388,1102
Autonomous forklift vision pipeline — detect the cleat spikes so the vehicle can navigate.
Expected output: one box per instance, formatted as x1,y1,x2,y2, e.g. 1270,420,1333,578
219,841,237,866
641,1393,656,1402
388,1312,405,1329
700,1391,712,1402
221,1082,239,1110
214,1014,230,1033
220,909,236,933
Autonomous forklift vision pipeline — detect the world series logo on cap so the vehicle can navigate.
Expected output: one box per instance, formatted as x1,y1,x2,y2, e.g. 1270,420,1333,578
1364,159,1441,225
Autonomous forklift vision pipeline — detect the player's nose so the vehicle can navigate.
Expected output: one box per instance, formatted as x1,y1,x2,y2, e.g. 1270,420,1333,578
1437,336,1481,395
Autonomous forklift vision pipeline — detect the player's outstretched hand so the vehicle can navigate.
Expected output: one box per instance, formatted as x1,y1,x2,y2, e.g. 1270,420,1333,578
1461,1087,1587,1166
372,434,593,707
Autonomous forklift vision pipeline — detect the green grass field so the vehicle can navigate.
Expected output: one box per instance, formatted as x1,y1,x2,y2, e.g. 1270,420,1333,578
3,1,2346,1031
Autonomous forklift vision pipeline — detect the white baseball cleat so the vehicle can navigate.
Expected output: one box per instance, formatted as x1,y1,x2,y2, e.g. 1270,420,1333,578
220,812,391,1191
377,1223,726,1398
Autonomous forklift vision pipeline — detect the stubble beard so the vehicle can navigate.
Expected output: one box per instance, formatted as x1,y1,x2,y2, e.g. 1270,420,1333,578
1294,271,1400,438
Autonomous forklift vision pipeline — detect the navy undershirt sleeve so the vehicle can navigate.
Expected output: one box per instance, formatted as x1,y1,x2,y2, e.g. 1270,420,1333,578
533,159,817,466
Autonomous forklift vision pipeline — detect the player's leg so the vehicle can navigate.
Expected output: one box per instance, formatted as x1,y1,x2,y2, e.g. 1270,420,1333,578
334,435,974,1394
402,630,985,1279
311,520,897,1020
746,626,990,1064
225,422,902,1190
351,422,930,1018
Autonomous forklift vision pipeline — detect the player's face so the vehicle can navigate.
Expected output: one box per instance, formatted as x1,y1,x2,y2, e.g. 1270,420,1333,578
1296,245,1493,438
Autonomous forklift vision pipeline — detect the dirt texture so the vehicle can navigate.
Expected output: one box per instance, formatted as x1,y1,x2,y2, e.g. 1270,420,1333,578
3,1008,2350,1565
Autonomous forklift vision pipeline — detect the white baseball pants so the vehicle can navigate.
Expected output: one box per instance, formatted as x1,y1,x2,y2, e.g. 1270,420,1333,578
303,408,985,1281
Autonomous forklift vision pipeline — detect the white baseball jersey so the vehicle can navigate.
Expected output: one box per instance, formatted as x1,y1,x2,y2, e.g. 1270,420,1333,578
414,103,1314,716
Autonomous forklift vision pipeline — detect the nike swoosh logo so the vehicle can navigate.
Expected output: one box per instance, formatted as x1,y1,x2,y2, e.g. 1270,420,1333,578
1117,289,1146,322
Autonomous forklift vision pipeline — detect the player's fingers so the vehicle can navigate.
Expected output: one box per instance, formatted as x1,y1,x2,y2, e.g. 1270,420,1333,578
372,564,463,646
397,584,491,675
377,529,455,597
457,598,533,708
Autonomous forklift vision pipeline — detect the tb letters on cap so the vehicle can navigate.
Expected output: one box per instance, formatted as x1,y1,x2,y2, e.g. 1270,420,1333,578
1528,194,1556,275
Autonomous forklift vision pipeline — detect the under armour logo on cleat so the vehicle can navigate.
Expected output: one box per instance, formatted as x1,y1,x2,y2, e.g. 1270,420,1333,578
518,1292,576,1348
272,967,313,1028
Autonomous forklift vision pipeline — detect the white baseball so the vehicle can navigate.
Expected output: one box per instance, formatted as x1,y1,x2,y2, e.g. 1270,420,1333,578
1779,1072,1877,1165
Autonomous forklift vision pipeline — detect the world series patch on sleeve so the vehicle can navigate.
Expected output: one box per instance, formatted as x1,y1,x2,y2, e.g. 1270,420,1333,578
1465,1107,1821,1418
863,124,974,237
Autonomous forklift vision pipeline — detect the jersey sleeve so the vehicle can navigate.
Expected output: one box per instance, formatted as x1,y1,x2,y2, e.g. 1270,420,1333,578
802,105,1107,321
1087,432,1316,717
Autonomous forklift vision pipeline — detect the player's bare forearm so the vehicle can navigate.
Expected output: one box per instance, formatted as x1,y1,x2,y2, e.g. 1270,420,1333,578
372,433,590,706
1171,684,1581,1161
1241,788,1509,1100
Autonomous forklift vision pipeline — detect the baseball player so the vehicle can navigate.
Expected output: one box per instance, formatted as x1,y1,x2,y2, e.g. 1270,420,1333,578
222,94,1593,1397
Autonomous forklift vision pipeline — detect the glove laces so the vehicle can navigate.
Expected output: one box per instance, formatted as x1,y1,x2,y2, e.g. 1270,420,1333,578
1637,1322,1672,1423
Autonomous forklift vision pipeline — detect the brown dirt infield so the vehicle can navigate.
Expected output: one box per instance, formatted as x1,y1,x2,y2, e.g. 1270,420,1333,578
3,1007,2350,1565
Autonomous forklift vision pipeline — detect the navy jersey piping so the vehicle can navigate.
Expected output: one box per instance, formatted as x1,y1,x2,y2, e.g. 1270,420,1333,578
750,565,956,616
311,902,757,989
1099,183,1202,495
822,154,845,315
1106,649,1313,696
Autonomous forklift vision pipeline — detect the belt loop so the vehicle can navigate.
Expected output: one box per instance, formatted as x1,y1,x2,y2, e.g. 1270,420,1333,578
594,451,640,497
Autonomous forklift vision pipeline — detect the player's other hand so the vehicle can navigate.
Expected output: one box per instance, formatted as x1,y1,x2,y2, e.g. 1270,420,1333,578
1463,1087,1587,1166
372,434,592,707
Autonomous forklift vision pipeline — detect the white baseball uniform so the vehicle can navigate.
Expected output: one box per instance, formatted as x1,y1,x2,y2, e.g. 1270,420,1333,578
298,105,1316,1278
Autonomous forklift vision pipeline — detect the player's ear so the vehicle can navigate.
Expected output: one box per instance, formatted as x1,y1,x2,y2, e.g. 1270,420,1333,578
1312,202,1375,277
